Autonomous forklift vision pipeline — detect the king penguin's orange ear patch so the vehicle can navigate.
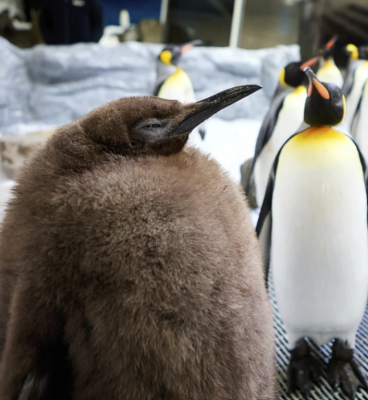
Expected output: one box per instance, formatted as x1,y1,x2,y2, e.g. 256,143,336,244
313,79,330,99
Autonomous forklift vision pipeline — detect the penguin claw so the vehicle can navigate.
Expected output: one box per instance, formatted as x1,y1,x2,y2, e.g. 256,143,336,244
287,338,319,398
327,339,368,399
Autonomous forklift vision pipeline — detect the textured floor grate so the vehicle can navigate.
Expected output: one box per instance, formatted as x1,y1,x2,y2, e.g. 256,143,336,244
269,276,368,399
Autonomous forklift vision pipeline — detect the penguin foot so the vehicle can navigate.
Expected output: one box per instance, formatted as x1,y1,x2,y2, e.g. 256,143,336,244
287,338,319,398
327,339,368,400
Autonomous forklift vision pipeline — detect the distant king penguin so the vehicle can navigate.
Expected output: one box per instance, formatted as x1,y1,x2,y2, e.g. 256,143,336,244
342,44,368,134
154,40,205,140
316,36,344,88
247,56,319,207
257,67,368,398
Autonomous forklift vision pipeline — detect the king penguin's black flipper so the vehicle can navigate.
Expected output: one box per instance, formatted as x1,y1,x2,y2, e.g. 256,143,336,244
199,125,206,140
349,134,368,222
256,159,277,286
342,61,360,98
256,130,304,285
245,84,290,196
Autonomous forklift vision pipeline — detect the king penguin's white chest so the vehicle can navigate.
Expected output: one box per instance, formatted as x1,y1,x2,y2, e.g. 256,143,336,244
353,80,368,162
316,59,344,88
254,86,307,205
158,68,195,103
345,62,368,131
271,127,368,346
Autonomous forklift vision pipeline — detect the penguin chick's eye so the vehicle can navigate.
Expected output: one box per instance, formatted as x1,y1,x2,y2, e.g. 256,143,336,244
145,123,161,129
132,119,171,142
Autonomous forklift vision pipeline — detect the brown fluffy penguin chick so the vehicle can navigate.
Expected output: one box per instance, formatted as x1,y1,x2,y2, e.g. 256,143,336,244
0,86,276,400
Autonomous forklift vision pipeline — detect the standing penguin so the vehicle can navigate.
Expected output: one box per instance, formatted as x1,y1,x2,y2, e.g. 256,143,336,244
351,77,368,161
316,36,344,88
154,40,201,100
0,86,277,400
154,40,206,141
246,56,319,207
342,44,368,133
257,67,368,398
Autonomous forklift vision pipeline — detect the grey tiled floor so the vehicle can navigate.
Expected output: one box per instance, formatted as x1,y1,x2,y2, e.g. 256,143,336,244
269,276,368,399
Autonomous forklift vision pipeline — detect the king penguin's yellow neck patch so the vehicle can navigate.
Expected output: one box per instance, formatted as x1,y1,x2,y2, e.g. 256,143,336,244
321,58,335,71
292,86,306,95
280,127,360,169
279,68,292,88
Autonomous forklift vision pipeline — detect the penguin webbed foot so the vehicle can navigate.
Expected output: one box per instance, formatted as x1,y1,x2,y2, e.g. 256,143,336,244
287,338,319,398
327,339,368,400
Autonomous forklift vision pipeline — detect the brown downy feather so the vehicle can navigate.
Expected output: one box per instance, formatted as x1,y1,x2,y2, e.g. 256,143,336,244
0,93,276,400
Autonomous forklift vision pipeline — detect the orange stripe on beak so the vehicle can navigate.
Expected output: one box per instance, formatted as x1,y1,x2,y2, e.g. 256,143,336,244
313,78,330,99
325,36,337,50
181,44,194,55
300,56,319,70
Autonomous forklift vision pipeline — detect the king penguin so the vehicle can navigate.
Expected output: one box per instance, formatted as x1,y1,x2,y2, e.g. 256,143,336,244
344,44,368,138
246,56,319,207
316,36,344,88
154,40,206,141
0,86,277,400
351,76,368,161
257,67,368,398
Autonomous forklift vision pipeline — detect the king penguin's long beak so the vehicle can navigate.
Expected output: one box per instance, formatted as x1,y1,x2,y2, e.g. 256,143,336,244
300,56,320,70
304,67,330,99
325,35,338,50
172,85,262,135
180,39,203,54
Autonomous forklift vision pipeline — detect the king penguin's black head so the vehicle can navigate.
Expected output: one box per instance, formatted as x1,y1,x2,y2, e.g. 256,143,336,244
303,67,345,126
280,57,319,88
79,85,261,158
158,40,202,66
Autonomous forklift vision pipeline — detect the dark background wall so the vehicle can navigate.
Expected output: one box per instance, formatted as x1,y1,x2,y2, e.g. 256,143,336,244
101,0,161,25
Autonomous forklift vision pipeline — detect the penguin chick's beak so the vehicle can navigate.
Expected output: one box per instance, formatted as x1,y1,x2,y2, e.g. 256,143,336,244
300,56,320,70
180,39,203,55
304,67,330,99
171,85,262,135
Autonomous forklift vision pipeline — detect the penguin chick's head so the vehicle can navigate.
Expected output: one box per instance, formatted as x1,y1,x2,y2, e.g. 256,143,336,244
280,57,319,88
159,39,202,66
303,67,345,126
79,85,261,158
